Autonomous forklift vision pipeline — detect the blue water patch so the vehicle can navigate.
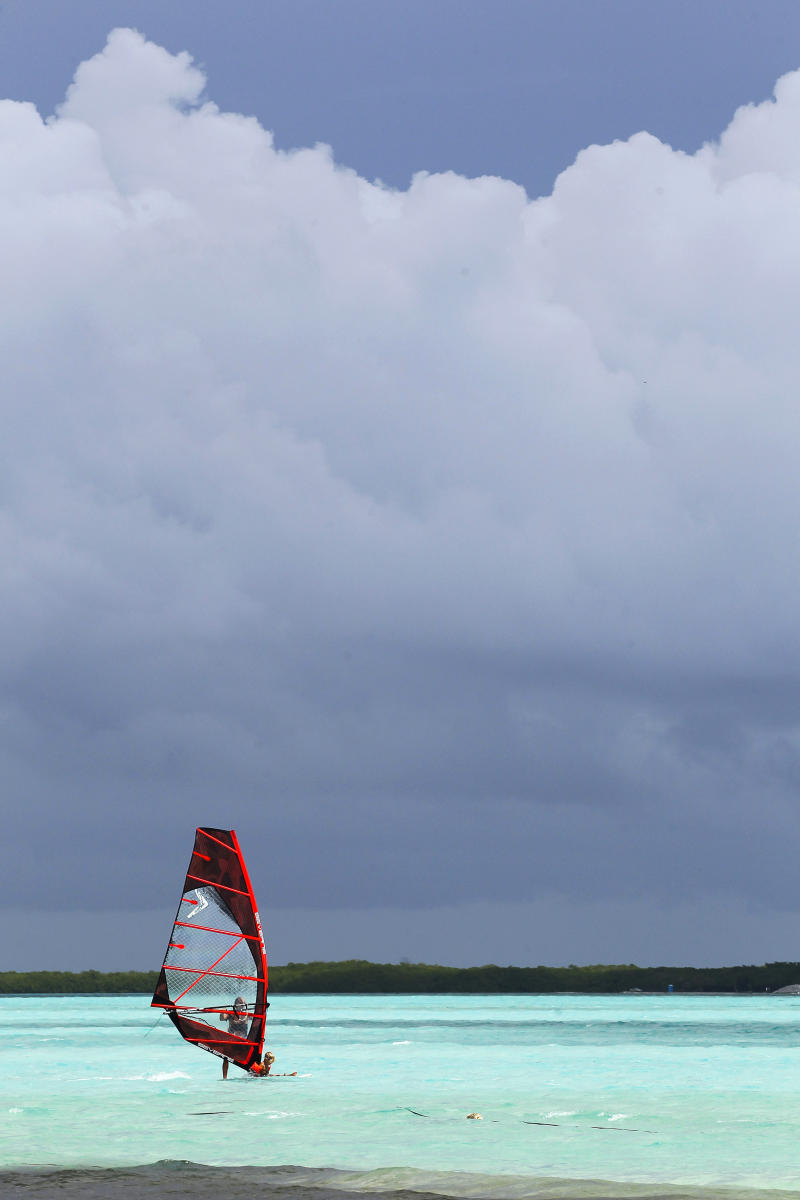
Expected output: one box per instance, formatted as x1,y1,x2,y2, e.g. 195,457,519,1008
3,993,800,1193
268,1015,800,1047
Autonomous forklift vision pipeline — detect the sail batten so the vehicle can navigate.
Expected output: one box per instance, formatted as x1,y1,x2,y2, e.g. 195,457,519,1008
173,920,262,940
163,966,264,981
151,827,268,1073
185,873,251,897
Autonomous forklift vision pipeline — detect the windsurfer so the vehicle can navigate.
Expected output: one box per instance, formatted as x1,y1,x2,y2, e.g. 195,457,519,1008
220,997,250,1079
153,829,271,1082
221,996,250,1036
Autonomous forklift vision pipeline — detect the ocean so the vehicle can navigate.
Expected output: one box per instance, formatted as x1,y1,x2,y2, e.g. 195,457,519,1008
3,992,800,1199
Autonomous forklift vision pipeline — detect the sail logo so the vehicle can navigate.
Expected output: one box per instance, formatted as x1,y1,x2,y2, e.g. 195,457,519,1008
183,889,210,921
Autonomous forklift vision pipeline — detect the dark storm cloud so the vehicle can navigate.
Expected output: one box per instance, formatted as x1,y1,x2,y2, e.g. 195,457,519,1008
4,29,800,967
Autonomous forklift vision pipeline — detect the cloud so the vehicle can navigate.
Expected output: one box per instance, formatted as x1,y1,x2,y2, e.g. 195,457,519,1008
3,29,800,958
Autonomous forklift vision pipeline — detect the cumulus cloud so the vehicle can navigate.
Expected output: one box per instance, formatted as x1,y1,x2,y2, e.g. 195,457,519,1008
4,29,800,961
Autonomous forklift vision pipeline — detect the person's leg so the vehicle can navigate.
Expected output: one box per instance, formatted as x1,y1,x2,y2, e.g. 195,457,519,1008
222,1058,229,1080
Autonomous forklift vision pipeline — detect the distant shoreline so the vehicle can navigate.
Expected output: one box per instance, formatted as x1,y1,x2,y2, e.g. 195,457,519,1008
2,960,800,994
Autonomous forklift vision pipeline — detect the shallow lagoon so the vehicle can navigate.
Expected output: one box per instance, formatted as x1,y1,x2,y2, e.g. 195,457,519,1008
3,993,800,1196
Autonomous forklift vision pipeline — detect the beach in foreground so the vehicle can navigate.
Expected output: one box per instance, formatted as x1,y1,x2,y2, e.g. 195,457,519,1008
3,994,800,1198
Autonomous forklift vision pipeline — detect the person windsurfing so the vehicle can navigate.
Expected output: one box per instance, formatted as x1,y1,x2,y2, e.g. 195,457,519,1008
220,997,250,1078
152,829,282,1079
221,996,250,1036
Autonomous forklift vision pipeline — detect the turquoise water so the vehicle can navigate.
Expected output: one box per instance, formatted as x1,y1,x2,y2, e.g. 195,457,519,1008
4,993,800,1196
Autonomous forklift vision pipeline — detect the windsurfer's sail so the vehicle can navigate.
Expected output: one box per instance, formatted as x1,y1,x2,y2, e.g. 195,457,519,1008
151,827,267,1073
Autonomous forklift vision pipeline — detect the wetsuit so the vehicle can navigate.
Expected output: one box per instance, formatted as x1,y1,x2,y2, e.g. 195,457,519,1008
226,1013,249,1037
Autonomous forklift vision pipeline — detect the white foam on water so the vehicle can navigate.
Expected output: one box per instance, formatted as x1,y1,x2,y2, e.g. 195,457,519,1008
242,1110,296,1118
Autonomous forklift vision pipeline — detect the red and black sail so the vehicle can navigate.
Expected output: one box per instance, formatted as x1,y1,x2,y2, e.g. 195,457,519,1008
152,828,268,1073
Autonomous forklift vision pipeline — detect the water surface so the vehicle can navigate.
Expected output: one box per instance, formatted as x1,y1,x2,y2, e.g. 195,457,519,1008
3,993,800,1197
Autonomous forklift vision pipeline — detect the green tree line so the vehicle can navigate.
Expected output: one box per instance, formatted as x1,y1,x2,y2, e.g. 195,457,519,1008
2,960,800,994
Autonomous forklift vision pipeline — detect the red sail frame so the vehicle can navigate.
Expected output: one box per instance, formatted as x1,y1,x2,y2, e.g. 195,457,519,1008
151,828,268,1073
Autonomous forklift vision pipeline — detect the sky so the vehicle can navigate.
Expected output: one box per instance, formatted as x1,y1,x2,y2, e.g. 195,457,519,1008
4,2,800,972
